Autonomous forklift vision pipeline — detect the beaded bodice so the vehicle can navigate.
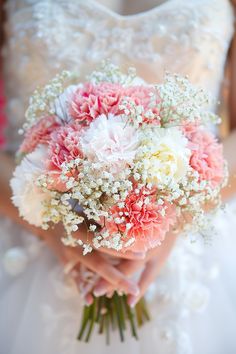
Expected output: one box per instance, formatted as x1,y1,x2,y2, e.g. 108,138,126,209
3,0,234,151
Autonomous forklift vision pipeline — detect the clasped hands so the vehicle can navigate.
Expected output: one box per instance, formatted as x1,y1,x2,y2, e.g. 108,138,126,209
42,222,178,308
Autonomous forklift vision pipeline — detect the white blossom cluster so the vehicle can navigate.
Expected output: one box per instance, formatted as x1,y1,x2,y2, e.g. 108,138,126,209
12,63,227,254
88,60,138,86
21,70,75,133
151,73,221,127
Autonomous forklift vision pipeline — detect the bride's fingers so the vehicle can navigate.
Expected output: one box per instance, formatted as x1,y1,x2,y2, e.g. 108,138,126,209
145,232,178,261
70,230,177,300
127,259,158,307
93,236,177,297
84,293,94,305
118,258,145,275
93,258,145,296
127,233,178,307
97,247,146,260
64,247,139,296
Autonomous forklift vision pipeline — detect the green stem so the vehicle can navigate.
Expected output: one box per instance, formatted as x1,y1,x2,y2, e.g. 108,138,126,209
135,301,143,327
105,311,110,345
119,295,126,330
123,296,138,340
99,313,105,334
95,296,103,323
85,298,97,342
113,292,125,342
140,298,151,321
110,297,116,330
77,295,150,344
77,305,91,340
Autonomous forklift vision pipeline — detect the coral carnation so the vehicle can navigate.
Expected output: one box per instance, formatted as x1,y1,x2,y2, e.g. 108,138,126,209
124,85,160,125
69,82,124,125
19,115,59,154
48,124,83,170
106,186,176,252
184,124,224,187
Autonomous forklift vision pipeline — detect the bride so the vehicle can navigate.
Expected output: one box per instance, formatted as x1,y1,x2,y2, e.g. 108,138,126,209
0,0,236,353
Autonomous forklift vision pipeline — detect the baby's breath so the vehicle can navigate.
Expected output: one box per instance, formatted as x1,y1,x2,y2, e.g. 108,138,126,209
17,63,227,253
23,71,74,131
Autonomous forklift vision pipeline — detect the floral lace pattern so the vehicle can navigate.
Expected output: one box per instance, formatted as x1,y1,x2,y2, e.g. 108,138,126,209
2,0,234,151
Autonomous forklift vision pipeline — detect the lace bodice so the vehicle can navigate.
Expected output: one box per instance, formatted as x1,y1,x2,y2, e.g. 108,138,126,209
3,0,234,151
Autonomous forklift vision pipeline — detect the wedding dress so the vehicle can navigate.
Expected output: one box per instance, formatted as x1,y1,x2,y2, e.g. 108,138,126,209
0,1,236,353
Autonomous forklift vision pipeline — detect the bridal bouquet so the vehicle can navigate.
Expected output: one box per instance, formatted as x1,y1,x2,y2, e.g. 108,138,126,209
11,63,226,342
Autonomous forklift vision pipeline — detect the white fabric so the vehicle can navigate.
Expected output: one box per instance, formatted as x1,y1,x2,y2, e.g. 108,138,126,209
0,1,236,353
3,0,234,150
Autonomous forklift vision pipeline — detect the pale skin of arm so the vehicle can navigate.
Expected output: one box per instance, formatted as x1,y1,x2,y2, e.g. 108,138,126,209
1,1,236,306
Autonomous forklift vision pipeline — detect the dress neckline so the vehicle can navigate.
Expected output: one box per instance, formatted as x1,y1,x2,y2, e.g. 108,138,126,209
88,0,174,20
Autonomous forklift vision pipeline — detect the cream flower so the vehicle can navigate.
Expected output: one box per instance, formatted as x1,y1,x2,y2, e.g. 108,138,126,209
80,114,139,171
137,127,190,186
11,145,51,227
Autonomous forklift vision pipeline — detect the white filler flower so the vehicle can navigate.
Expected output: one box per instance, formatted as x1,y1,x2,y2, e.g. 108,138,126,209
11,145,51,227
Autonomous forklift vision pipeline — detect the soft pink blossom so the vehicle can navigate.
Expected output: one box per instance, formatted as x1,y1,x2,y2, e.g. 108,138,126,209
47,124,84,171
19,115,59,154
49,126,82,170
69,82,124,125
124,85,161,125
184,123,225,187
45,124,84,192
105,186,176,252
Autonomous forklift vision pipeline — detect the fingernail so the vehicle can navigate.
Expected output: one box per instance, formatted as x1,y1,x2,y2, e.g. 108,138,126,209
128,295,137,308
133,252,146,259
126,282,140,297
80,285,91,297
85,295,93,306
106,291,114,298
93,285,108,297
117,290,124,296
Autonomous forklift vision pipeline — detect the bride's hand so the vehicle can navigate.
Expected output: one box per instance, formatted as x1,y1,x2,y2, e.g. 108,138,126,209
40,223,140,303
90,230,178,306
78,201,217,304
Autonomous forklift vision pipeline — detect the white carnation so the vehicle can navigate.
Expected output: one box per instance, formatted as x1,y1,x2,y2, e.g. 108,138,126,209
10,145,51,227
81,114,139,172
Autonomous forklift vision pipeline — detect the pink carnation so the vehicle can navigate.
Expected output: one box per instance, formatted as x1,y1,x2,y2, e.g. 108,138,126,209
184,123,225,187
47,124,83,170
19,115,59,154
124,86,161,125
46,124,84,191
105,186,176,252
69,83,124,125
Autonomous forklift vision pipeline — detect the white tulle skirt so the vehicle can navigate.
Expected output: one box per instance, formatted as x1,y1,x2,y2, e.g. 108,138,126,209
0,201,236,354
